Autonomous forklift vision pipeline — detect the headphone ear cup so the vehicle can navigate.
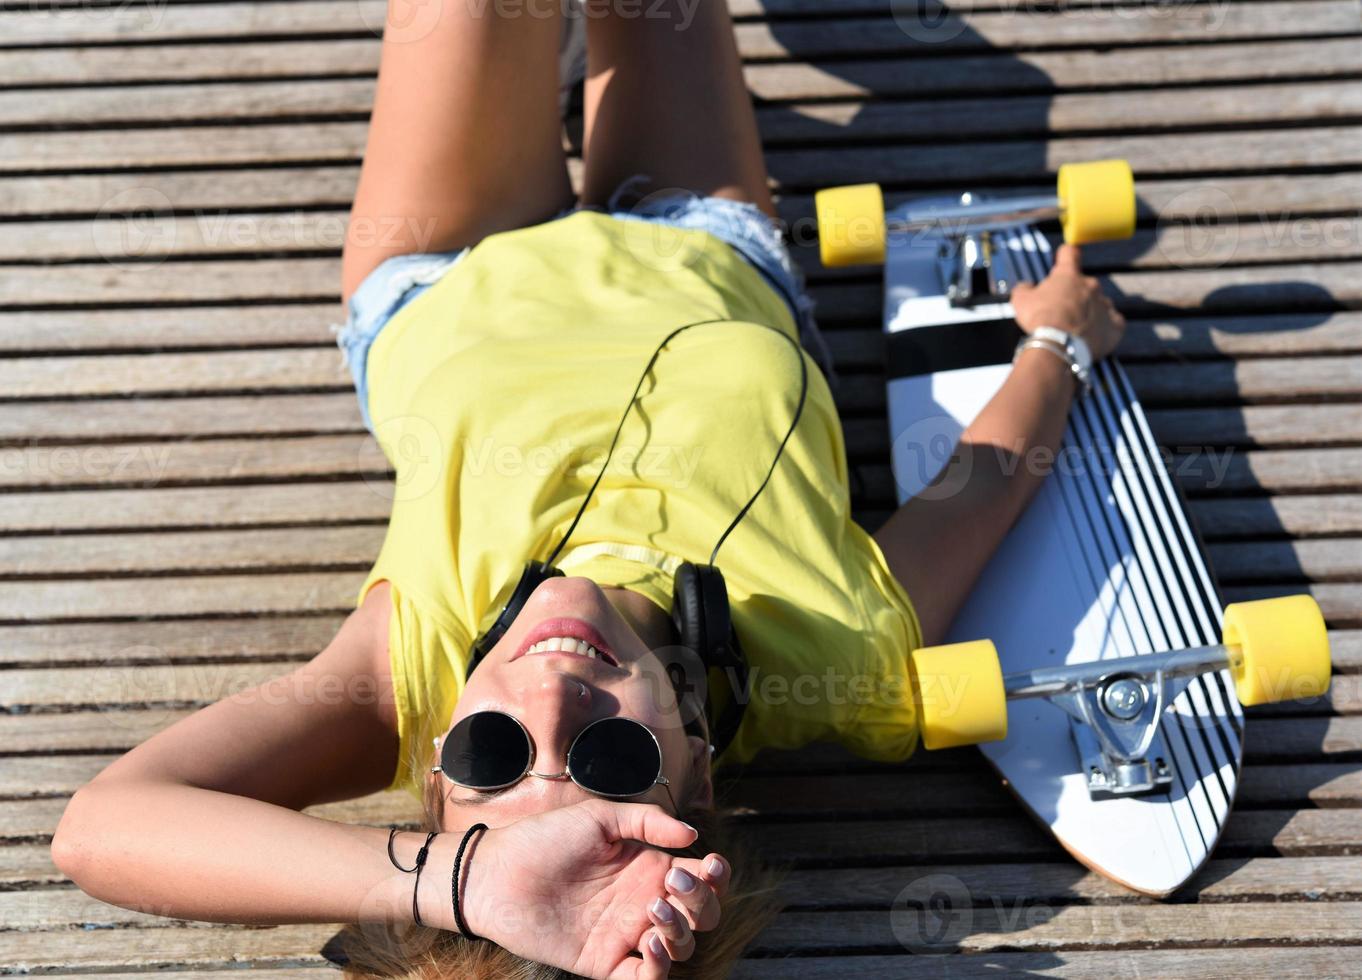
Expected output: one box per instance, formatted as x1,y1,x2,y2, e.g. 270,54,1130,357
470,561,562,666
671,561,708,659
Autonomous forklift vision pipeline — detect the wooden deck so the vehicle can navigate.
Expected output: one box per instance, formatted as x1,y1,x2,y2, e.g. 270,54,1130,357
3,0,1362,975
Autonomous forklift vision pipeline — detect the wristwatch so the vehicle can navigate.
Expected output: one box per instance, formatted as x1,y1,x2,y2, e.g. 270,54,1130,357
1014,325,1093,393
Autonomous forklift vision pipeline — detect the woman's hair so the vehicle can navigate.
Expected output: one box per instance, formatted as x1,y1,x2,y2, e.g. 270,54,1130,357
336,732,783,979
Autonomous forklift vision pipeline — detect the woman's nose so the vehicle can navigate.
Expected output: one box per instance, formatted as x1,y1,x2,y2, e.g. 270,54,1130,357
523,670,593,772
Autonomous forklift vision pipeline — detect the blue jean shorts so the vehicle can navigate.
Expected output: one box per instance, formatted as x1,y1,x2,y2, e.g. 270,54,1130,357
336,188,833,433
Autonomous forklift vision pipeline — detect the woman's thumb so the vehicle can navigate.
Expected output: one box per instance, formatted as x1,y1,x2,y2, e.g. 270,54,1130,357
586,800,699,849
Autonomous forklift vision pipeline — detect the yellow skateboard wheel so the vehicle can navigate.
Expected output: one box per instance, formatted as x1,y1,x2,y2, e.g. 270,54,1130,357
1222,594,1332,706
1057,159,1136,245
908,639,1008,750
815,183,886,267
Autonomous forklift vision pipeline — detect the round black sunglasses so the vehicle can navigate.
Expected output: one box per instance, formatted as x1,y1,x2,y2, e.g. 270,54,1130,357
432,711,677,811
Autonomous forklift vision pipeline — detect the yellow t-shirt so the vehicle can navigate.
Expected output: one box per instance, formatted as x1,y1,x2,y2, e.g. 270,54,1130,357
356,211,923,798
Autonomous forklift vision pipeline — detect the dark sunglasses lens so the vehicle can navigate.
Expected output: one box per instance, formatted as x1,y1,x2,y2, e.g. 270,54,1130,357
442,711,530,788
569,717,662,797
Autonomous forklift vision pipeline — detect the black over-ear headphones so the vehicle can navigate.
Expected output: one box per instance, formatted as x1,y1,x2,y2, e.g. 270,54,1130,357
467,317,809,756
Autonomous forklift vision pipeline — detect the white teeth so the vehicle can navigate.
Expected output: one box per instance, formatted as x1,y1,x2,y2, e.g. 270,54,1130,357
527,636,603,661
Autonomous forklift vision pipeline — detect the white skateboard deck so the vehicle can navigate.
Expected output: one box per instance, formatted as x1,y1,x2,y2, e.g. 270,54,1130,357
884,204,1243,896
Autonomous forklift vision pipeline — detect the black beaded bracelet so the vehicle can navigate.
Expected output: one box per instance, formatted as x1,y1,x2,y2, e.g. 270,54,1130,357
451,823,488,941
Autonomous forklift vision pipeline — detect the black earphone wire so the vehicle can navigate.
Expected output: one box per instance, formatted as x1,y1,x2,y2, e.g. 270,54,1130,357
542,317,809,569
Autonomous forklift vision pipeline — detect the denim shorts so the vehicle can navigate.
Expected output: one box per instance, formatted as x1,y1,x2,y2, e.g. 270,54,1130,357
335,187,833,433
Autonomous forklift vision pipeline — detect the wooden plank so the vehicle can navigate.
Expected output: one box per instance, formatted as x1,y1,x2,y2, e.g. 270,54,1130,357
0,615,344,666
0,572,362,621
4,34,1359,93
7,256,1360,320
3,1,1351,51
0,393,363,442
0,304,339,353
0,348,348,397
4,697,1355,761
4,306,1358,360
1209,538,1362,583
1175,447,1362,494
751,902,1362,955
1120,311,1362,360
2,661,292,711
1192,496,1362,539
8,715,1359,797
0,789,421,842
748,809,1362,864
10,79,1361,150
16,197,1362,268
12,116,1362,179
731,949,1362,980
0,482,392,534
764,127,1362,191
8,345,1356,405
7,903,1362,970
0,923,340,973
19,480,1354,545
6,855,1362,912
0,167,360,218
0,525,383,576
745,36,1362,101
0,435,387,490
0,709,197,752
1147,405,1362,449
4,389,1358,448
1130,357,1362,405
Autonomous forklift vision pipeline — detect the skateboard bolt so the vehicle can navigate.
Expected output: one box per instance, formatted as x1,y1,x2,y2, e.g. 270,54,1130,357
1102,677,1147,720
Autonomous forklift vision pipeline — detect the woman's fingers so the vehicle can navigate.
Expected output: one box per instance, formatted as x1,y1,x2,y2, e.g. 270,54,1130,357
663,866,722,931
612,930,671,980
648,895,696,961
672,852,731,900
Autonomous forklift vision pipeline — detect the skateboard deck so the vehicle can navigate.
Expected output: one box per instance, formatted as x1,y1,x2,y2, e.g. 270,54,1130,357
882,210,1242,897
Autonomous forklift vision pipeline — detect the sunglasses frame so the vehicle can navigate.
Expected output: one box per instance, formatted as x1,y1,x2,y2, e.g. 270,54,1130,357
431,710,676,808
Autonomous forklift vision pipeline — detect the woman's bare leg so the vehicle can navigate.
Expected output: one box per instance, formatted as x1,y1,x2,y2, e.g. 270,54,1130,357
579,0,774,217
341,0,575,302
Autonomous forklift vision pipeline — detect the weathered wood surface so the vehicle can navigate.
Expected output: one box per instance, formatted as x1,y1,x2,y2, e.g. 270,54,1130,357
3,0,1361,974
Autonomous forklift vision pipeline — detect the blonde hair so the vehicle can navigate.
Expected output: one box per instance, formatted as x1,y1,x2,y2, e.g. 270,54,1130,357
336,730,783,979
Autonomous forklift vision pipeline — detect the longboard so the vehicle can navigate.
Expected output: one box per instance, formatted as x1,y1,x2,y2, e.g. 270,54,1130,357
883,215,1243,896
815,163,1332,897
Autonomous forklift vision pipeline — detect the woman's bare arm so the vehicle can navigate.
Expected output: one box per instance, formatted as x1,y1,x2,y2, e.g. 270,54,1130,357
874,246,1126,647
49,584,424,926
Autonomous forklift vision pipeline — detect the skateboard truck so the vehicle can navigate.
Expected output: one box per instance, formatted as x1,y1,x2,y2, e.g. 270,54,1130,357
881,190,1059,307
906,595,1333,797
1003,647,1234,797
813,160,1138,304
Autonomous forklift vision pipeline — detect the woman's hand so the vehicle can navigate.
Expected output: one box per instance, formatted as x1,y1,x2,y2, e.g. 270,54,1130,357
1010,244,1126,361
459,800,730,979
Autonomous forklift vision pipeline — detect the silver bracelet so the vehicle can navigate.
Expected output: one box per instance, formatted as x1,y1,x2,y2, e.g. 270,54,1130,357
1013,334,1091,394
